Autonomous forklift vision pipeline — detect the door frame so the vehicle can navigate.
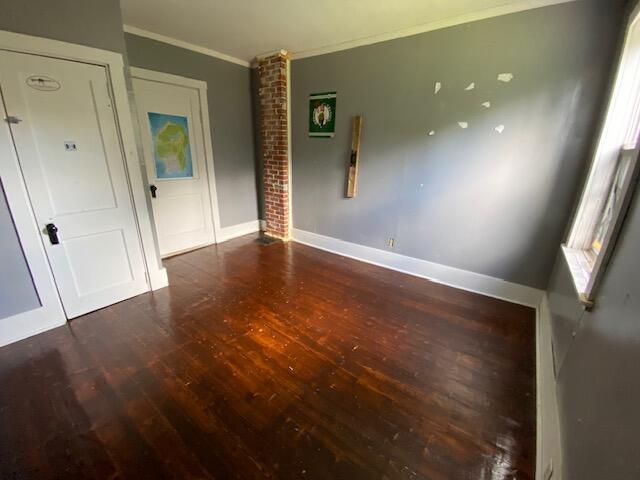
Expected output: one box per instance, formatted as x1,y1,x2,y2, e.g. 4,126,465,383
0,98,66,347
130,67,222,244
0,30,168,346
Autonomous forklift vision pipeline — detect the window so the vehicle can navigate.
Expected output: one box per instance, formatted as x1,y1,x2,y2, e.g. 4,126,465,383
563,8,640,308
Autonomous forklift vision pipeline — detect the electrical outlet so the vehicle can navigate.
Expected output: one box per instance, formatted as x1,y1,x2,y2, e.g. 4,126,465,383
387,238,395,248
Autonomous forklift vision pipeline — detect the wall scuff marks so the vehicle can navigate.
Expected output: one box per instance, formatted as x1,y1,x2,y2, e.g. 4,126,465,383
291,1,620,289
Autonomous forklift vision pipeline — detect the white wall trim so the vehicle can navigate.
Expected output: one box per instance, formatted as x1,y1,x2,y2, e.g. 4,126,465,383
286,57,293,239
0,30,125,67
100,51,168,292
0,308,66,348
0,41,67,346
217,220,261,243
255,49,289,61
536,294,563,480
291,0,576,61
292,229,544,308
124,25,251,68
197,74,224,244
129,66,223,245
130,66,208,91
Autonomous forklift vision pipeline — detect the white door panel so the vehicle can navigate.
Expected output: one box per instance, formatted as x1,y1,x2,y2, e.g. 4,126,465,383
132,77,215,257
63,230,134,296
0,51,148,318
156,193,206,236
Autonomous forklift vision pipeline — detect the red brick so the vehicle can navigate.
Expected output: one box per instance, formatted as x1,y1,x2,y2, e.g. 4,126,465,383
258,53,290,240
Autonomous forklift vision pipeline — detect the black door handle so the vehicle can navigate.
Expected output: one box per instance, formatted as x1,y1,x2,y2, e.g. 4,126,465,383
45,223,59,245
150,184,157,198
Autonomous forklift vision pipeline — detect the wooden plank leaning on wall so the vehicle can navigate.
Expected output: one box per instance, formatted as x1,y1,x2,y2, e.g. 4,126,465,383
347,115,363,198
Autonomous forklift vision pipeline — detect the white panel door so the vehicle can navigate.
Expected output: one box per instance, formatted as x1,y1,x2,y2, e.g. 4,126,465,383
0,51,149,319
132,77,215,257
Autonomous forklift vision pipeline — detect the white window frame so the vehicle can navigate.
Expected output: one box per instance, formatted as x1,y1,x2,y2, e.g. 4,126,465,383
563,7,640,308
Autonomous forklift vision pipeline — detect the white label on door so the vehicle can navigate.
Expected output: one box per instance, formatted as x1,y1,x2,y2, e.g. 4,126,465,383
26,75,61,91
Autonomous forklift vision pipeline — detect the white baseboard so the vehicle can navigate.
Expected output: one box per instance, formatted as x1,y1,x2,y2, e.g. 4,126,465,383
0,307,66,348
292,228,544,308
536,294,563,480
217,220,261,243
148,266,169,291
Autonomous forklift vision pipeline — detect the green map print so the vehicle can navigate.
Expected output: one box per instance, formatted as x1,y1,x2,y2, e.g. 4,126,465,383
148,112,194,179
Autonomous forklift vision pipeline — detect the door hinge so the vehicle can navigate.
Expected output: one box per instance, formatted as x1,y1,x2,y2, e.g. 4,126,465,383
4,116,22,124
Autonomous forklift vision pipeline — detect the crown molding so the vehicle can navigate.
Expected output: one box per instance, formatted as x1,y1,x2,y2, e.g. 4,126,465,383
123,25,250,68
291,0,576,61
124,0,575,67
256,49,289,60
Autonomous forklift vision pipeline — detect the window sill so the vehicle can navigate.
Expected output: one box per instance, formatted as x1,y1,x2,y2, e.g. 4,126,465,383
561,245,596,309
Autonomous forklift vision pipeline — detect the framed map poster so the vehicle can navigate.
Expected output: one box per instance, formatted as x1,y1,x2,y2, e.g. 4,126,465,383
147,112,194,179
309,92,337,138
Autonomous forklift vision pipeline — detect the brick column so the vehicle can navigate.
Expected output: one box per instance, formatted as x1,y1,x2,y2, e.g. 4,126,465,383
258,51,291,241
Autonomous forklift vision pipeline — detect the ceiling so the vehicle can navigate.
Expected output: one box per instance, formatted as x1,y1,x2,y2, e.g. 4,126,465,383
120,0,574,65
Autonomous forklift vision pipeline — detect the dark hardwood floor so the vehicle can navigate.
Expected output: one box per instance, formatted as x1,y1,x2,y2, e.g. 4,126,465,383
0,234,536,479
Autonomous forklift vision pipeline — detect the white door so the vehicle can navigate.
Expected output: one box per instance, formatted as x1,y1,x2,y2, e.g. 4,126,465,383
132,76,216,257
0,51,149,319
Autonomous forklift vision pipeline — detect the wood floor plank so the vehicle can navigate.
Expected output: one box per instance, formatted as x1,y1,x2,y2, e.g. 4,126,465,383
0,234,535,479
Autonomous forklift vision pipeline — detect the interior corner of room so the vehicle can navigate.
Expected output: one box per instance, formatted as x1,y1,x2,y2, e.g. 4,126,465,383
1,0,639,478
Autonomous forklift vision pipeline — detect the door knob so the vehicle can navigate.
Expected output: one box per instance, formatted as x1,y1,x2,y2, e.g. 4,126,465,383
150,184,157,198
45,223,59,245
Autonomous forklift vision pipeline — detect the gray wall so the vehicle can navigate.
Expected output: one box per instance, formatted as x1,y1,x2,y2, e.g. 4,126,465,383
0,0,128,320
0,183,40,318
291,0,623,289
125,34,259,228
0,0,126,53
547,2,640,478
547,183,640,479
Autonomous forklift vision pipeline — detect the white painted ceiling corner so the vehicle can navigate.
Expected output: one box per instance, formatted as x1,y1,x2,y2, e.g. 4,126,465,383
255,49,290,60
120,0,578,66
122,25,251,67
252,49,291,68
290,0,576,60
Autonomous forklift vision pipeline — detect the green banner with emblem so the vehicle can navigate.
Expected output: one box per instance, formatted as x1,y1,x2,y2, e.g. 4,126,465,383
309,92,337,138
